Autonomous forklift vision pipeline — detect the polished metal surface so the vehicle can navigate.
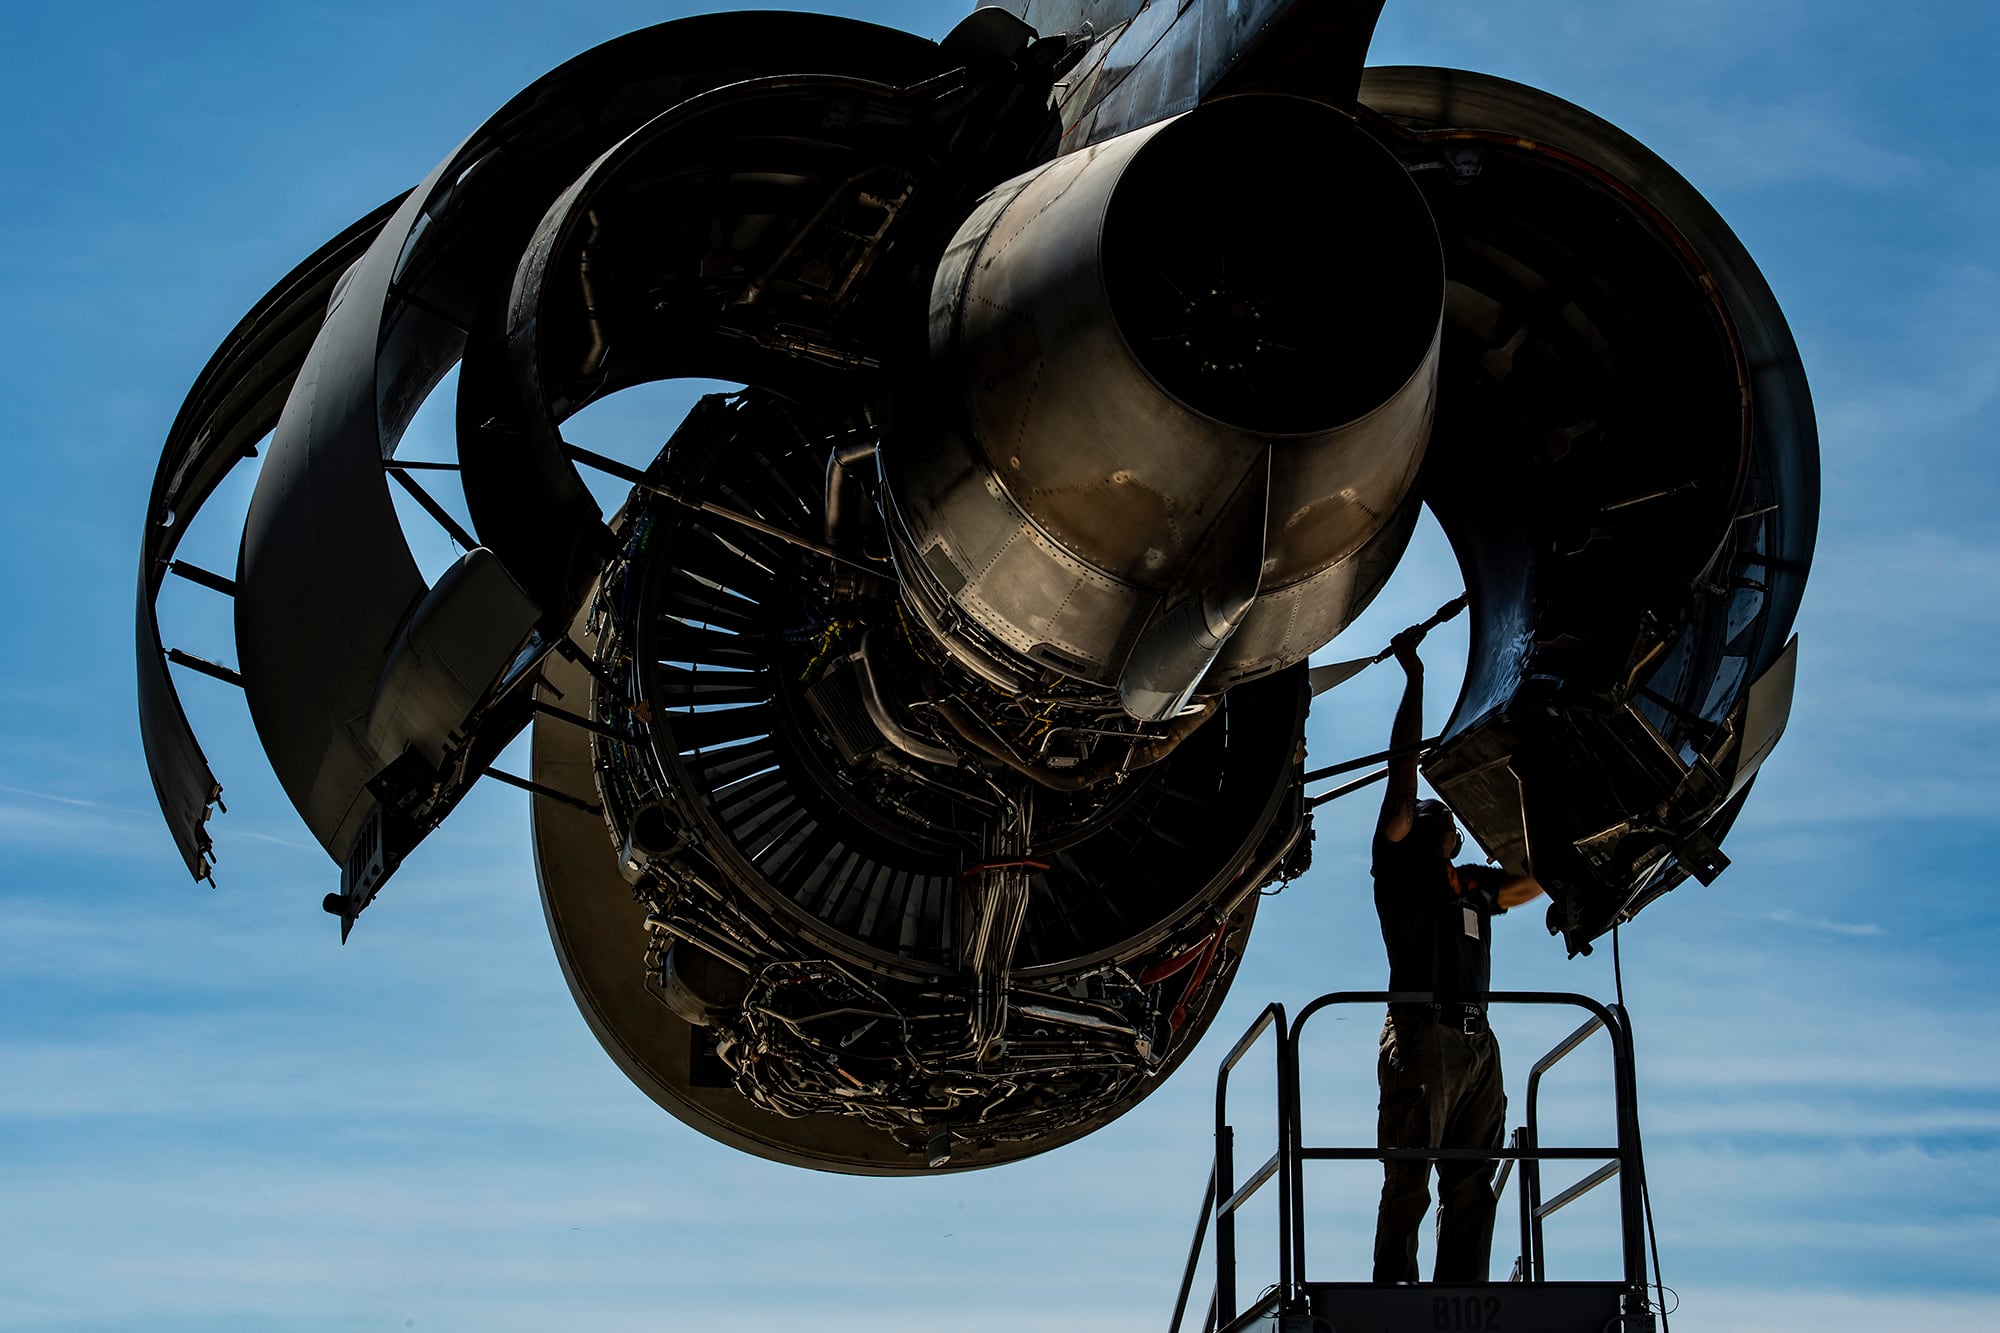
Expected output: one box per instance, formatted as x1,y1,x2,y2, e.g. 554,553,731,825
886,94,1440,716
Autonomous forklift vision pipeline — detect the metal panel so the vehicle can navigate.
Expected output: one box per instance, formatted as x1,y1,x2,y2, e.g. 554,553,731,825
1305,1281,1627,1333
1003,0,1152,36
1358,67,1818,945
1013,0,1386,150
236,175,444,863
137,198,405,879
153,13,952,881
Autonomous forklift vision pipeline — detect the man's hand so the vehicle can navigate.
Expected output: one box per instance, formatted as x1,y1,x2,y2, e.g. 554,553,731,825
1389,626,1426,674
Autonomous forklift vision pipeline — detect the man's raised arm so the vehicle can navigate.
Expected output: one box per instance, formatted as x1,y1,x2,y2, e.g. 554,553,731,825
1378,630,1425,844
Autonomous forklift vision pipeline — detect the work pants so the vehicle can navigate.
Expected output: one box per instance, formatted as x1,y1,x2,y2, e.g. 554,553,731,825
1372,1014,1505,1283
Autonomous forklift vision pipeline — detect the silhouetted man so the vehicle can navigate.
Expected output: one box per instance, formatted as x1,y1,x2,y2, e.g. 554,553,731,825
1372,625,1542,1284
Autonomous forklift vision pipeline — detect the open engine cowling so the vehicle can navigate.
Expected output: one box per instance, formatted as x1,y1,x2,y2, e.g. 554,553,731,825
136,2,1816,1171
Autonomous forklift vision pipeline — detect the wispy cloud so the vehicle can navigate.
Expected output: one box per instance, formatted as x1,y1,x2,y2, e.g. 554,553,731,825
1668,97,1923,192
1818,263,2000,428
1763,907,1884,937
227,828,311,849
1682,1287,2000,1333
1646,1097,2000,1140
0,796,159,850
0,788,306,856
0,784,101,808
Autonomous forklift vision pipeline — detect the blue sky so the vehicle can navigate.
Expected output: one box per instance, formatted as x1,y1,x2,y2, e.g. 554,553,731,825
2,1,1995,1328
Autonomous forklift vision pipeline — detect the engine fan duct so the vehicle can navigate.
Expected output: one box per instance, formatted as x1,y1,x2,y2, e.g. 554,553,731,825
555,391,1311,1173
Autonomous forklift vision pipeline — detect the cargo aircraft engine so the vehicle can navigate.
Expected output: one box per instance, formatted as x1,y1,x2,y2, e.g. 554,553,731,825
137,2,1816,1172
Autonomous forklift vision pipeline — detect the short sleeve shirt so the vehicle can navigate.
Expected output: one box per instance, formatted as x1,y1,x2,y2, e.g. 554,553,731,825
1371,828,1506,1007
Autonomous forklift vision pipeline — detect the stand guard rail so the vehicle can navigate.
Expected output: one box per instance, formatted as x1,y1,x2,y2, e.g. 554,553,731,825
1168,991,1659,1333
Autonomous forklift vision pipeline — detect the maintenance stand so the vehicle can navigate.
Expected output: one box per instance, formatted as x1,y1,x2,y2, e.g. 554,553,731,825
1169,991,1668,1332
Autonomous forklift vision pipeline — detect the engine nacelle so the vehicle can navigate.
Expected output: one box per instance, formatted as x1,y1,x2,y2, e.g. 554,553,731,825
135,7,1816,1176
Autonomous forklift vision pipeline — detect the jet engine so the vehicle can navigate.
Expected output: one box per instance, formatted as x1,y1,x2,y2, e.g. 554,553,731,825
137,2,1816,1172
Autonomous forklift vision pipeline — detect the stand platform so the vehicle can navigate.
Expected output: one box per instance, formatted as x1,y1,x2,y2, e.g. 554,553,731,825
1167,991,1664,1333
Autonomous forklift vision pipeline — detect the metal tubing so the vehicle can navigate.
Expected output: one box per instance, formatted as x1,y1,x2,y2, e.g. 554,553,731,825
563,440,882,576
1219,1004,1286,1077
1301,734,1439,784
483,765,603,817
1526,1078,1548,1278
847,636,959,767
1531,1014,1607,1080
1523,1015,1604,1283
1305,766,1389,809
166,649,245,689
167,560,237,597
1176,993,1651,1317
1536,1160,1621,1220
823,437,879,549
1282,991,1638,1294
529,698,628,742
386,468,477,553
1167,1167,1216,1333
1510,1125,1534,1283
1219,1152,1281,1219
1297,1146,1619,1161
1504,1120,1528,1280
1283,1016,1307,1293
1219,1297,1284,1333
561,440,647,485
1215,1123,1236,1327
1289,990,1622,1035
1213,1003,1286,1329
1607,1005,1651,1293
